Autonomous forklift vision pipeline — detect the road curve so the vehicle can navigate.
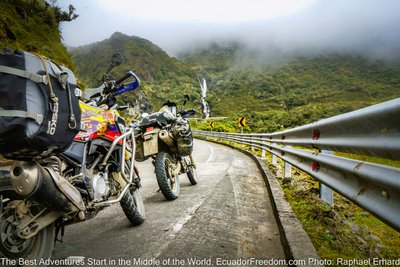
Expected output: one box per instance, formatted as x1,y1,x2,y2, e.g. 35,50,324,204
52,139,287,266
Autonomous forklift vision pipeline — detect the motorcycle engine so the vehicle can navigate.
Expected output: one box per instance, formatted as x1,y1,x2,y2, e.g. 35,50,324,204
92,172,110,201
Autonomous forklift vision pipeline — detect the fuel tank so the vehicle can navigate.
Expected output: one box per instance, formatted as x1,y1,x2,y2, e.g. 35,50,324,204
75,101,120,142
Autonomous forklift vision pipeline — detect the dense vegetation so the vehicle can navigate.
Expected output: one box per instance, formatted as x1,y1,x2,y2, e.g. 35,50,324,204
0,0,76,68
2,1,400,132
70,32,200,115
71,36,400,131
180,42,400,133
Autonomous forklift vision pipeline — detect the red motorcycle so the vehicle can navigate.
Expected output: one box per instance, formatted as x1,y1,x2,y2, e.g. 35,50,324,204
0,51,145,263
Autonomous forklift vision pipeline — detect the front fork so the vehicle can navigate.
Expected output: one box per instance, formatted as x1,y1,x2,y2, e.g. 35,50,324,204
180,154,196,174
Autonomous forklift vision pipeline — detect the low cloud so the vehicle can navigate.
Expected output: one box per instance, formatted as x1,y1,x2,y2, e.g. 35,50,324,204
61,0,400,62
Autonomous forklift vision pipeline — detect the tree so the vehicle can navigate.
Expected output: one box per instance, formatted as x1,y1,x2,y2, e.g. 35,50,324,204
53,4,79,23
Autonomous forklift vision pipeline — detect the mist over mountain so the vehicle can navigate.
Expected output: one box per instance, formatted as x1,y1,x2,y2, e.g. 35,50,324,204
59,1,400,65
164,1,400,65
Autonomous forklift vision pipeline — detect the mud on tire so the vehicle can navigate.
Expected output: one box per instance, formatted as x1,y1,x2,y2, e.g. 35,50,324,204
187,165,198,185
120,187,145,226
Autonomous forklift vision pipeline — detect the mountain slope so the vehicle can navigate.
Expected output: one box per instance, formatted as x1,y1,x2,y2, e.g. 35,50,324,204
71,35,400,131
0,0,74,68
70,32,199,114
179,43,400,132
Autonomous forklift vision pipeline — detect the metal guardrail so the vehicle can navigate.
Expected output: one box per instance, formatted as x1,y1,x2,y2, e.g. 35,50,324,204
193,98,400,231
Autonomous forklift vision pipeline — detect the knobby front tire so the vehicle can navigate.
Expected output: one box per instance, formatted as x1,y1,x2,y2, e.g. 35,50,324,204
155,151,180,200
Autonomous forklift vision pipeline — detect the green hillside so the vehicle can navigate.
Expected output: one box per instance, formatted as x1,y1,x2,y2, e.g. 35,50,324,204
180,43,400,132
1,1,400,133
0,0,75,68
70,32,199,114
5,0,396,132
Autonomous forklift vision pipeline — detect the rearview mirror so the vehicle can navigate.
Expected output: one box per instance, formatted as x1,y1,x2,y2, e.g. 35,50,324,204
104,53,124,78
111,53,123,67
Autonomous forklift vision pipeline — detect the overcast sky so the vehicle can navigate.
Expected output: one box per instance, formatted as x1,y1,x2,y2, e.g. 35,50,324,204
59,0,400,60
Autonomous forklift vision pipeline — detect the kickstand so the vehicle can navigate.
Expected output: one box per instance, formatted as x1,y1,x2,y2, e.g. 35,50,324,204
55,225,65,243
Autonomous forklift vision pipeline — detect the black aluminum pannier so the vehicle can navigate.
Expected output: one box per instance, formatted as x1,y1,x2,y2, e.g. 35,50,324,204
0,49,81,159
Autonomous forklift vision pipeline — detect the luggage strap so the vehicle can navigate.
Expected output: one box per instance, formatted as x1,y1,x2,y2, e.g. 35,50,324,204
49,61,77,130
0,110,43,124
49,61,68,89
0,65,48,85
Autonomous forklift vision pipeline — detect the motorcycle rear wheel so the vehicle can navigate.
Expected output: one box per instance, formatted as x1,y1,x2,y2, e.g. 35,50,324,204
120,187,145,226
155,151,180,200
0,177,55,265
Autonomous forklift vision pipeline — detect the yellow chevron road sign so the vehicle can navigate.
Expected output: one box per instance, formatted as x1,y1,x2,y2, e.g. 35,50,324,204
238,117,247,127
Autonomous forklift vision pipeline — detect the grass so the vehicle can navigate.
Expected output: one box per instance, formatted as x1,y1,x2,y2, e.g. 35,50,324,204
0,0,74,68
335,152,400,168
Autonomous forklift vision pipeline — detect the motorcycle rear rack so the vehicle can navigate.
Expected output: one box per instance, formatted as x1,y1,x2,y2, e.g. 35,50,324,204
93,128,136,208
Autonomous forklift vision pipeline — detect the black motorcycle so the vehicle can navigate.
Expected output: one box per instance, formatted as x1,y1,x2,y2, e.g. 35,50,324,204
0,52,145,262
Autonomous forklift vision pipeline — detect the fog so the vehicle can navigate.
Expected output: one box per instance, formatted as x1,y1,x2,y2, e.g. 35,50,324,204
60,0,400,62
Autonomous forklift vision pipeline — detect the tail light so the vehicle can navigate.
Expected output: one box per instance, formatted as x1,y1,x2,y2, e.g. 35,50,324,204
143,127,154,140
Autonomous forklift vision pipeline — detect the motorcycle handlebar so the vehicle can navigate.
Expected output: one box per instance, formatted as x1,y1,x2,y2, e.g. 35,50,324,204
107,71,140,96
114,80,140,96
181,108,196,118
115,71,139,85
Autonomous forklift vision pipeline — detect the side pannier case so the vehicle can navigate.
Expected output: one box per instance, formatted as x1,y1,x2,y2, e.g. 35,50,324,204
171,118,193,157
0,49,81,159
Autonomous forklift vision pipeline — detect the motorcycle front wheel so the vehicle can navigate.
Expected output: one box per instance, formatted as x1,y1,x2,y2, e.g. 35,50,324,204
185,156,198,185
120,186,146,226
0,177,55,265
155,151,180,200
187,166,198,185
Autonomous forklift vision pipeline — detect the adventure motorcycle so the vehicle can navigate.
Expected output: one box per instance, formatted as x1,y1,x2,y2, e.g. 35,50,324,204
0,51,145,263
134,97,197,200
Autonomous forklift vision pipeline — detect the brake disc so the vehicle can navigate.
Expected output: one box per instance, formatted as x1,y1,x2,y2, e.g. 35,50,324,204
0,208,35,258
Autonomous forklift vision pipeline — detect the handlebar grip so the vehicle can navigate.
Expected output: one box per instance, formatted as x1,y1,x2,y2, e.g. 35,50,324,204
182,109,196,118
113,72,140,96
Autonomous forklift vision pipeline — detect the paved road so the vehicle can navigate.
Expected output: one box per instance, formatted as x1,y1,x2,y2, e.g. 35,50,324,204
52,139,286,266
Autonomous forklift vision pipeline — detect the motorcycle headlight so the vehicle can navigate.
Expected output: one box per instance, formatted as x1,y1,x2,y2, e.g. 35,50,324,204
118,123,126,134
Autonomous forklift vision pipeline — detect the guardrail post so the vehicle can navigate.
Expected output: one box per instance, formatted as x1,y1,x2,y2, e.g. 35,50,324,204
261,148,266,159
241,128,244,148
271,154,277,165
260,136,267,159
284,161,292,178
283,146,292,178
319,150,334,207
250,136,255,152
